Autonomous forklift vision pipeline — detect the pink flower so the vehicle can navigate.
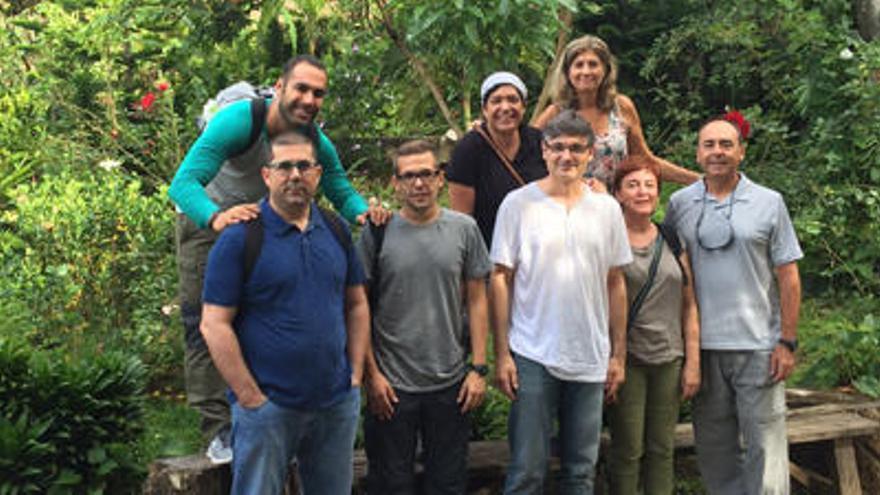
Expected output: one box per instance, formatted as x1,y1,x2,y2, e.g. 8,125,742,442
156,81,170,92
723,110,750,140
140,92,156,111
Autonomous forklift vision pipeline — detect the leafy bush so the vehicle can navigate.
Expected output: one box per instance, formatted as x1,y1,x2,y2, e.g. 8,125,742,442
0,337,147,494
794,299,880,398
0,168,178,374
639,0,880,296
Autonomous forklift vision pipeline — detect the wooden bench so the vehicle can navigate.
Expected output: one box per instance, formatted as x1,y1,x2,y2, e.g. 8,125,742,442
145,394,880,494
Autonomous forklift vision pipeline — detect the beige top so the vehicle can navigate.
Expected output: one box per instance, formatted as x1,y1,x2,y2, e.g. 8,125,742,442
623,237,685,365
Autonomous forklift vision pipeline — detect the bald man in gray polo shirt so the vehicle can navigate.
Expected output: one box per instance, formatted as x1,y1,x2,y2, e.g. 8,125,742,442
664,117,802,495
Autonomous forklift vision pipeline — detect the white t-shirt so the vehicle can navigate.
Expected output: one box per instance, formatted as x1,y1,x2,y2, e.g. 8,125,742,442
491,183,632,382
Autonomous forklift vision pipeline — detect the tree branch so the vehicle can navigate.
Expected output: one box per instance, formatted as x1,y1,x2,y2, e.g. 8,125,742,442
530,7,573,124
373,0,463,137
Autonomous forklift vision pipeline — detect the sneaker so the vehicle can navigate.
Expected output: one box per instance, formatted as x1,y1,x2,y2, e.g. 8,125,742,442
205,428,232,465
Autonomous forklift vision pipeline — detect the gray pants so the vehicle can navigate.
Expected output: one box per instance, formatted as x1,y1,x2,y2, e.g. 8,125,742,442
693,350,789,495
175,214,229,440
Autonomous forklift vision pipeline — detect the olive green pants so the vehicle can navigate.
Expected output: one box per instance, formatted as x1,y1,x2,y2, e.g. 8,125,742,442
175,214,229,441
607,359,682,495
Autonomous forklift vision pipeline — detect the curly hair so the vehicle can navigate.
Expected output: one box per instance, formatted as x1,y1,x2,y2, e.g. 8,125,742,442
550,35,618,113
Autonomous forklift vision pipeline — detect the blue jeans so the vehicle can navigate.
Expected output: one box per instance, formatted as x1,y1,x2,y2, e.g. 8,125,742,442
693,350,789,495
364,382,470,494
504,354,604,495
230,388,361,495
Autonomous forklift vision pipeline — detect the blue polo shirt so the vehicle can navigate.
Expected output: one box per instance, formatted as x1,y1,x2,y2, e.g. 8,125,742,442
202,199,366,409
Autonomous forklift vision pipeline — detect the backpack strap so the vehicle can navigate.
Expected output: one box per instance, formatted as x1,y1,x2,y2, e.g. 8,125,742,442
242,205,350,283
243,218,264,282
245,98,268,153
627,234,664,331
656,222,688,286
473,124,527,186
366,220,387,312
317,206,353,254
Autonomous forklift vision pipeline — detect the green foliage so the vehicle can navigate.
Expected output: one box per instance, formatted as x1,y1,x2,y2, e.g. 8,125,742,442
0,168,178,371
638,0,880,295
0,338,147,493
139,398,201,460
793,299,880,397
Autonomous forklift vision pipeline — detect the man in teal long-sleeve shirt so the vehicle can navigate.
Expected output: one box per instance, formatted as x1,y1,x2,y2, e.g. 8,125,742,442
168,54,372,464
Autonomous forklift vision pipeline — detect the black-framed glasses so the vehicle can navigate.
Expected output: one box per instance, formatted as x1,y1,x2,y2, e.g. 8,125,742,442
544,141,590,155
696,187,736,250
395,169,442,184
266,159,320,175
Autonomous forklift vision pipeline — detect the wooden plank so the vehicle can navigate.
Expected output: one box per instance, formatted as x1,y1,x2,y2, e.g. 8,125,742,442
789,460,833,492
786,400,880,419
788,412,879,445
835,438,863,495
671,411,880,449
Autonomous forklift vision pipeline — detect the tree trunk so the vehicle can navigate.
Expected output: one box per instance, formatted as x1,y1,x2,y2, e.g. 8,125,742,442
530,7,573,125
855,0,880,41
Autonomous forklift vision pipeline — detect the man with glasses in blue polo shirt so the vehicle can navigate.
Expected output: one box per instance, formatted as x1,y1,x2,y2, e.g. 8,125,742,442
664,115,802,495
200,131,369,494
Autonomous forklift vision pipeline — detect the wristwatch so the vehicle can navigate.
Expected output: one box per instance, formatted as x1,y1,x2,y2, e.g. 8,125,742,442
778,338,798,352
467,363,489,377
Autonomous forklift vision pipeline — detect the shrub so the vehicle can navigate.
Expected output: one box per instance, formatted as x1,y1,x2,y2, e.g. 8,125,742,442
0,168,178,373
794,298,880,398
0,337,147,494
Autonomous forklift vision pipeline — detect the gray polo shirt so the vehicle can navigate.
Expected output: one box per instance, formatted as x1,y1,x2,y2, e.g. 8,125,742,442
664,174,802,351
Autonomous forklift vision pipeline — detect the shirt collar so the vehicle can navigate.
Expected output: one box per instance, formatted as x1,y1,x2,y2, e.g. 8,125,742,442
259,197,325,235
691,172,754,204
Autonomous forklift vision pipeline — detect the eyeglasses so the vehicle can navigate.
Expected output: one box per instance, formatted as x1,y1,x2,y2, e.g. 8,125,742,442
545,141,591,155
266,160,320,176
696,187,736,250
395,169,442,184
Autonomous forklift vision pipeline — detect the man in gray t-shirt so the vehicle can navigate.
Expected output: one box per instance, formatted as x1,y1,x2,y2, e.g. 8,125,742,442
357,140,491,494
665,116,802,495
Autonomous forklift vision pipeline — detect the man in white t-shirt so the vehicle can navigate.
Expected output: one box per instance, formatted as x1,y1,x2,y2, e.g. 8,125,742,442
490,110,632,494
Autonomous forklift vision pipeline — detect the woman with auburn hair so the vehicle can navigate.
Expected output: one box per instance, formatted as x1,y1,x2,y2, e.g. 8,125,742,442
606,157,701,495
534,35,699,191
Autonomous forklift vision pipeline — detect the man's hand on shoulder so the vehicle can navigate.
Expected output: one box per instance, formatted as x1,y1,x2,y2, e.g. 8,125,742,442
356,196,392,225
770,343,796,382
366,370,398,420
211,203,260,231
458,369,487,413
495,354,518,401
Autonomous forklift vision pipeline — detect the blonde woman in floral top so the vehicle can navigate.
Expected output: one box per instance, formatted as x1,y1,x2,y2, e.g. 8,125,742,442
534,35,699,191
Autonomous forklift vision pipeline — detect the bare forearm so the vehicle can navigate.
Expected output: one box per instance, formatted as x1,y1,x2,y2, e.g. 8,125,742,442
345,298,370,384
682,286,701,365
201,321,262,402
467,279,489,364
489,269,513,359
776,263,801,340
659,158,700,186
607,268,627,359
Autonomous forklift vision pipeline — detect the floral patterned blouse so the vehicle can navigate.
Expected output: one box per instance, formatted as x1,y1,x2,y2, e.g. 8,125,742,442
586,104,628,187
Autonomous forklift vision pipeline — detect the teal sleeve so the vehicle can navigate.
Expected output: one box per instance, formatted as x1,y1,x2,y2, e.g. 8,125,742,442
168,100,255,228
315,128,369,223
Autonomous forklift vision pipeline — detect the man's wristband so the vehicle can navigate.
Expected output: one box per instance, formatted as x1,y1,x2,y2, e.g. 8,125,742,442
778,338,798,352
466,363,489,377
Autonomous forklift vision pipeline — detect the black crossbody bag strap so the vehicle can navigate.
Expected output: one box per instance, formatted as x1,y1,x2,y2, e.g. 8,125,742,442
627,234,664,331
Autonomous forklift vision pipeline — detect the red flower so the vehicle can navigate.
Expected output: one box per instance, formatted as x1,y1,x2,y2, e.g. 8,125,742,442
140,92,156,111
723,110,750,140
156,81,170,92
